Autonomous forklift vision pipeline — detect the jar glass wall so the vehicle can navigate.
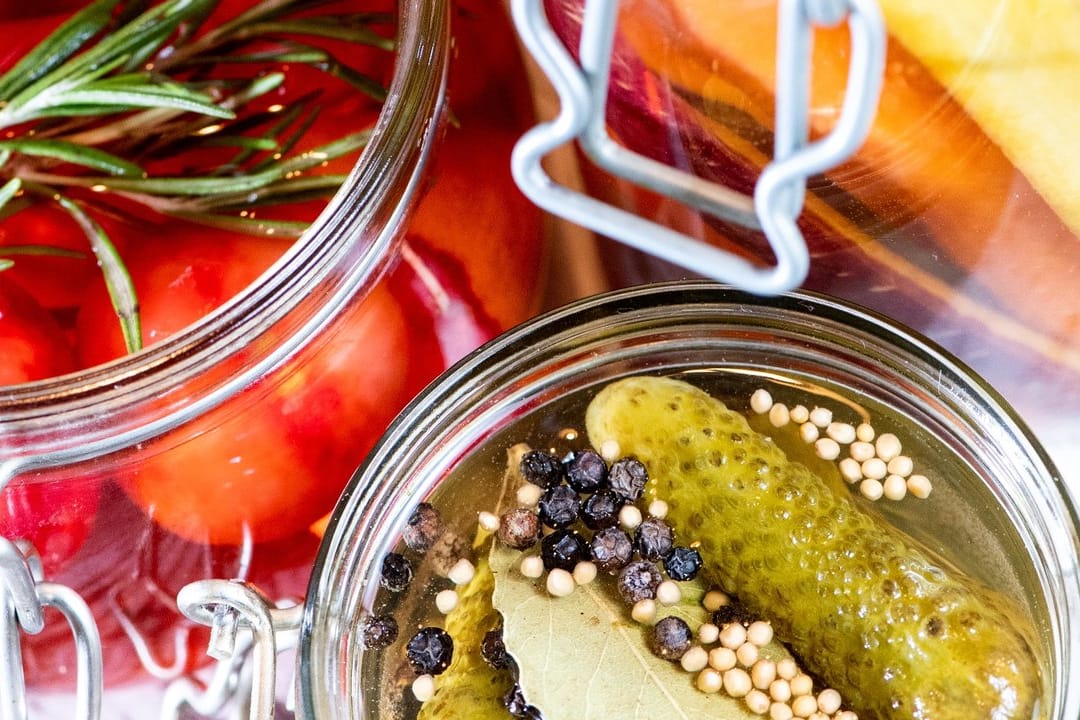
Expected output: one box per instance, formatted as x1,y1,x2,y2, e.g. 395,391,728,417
300,282,1080,720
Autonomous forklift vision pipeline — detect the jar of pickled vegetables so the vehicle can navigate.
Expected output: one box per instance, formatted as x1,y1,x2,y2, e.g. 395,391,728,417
0,0,546,713
513,0,1080,490
297,282,1080,720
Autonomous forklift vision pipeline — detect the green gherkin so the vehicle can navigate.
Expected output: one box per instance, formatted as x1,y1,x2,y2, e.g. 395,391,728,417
585,376,1041,720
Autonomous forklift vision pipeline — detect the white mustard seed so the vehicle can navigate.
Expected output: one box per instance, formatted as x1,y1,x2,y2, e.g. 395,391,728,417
883,474,908,501
769,678,792,702
546,568,575,597
681,646,710,673
817,688,843,715
648,499,669,519
447,558,475,585
747,620,774,646
770,701,795,720
855,422,875,442
520,555,544,578
699,622,721,644
791,694,818,718
573,561,598,586
826,422,856,445
516,483,542,507
875,432,902,461
799,423,820,444
838,457,862,484
807,713,829,720
703,589,730,612
769,403,791,428
751,659,777,690
719,622,748,649
835,710,859,720
849,441,875,463
412,674,436,703
746,689,771,715
814,438,840,461
886,454,914,477
697,668,723,694
631,598,657,624
790,405,810,424
907,474,933,499
435,589,459,614
776,658,798,681
789,673,814,697
599,439,621,462
859,478,884,501
750,388,774,414
619,504,643,531
477,511,500,533
736,642,759,667
861,457,887,480
724,668,753,698
809,406,833,428
656,580,682,606
708,646,737,672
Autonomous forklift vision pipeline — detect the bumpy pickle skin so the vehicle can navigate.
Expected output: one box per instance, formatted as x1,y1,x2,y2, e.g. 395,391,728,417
417,537,514,720
585,376,1041,720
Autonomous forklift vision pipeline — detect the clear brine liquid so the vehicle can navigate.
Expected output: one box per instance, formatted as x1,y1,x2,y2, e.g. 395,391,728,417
358,368,1050,719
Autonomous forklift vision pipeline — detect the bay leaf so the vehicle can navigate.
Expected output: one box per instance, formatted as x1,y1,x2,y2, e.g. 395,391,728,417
490,542,779,720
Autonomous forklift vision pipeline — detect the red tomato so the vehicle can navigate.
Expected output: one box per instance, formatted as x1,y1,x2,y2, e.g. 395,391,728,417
0,279,76,384
0,476,100,578
406,116,547,331
74,224,416,544
74,222,292,367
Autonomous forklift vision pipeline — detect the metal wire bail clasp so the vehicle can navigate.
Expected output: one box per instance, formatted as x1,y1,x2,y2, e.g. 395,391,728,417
166,580,302,720
0,538,102,720
510,0,886,295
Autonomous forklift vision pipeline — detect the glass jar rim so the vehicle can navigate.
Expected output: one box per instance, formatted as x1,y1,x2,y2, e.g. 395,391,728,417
299,280,1080,719
0,0,449,472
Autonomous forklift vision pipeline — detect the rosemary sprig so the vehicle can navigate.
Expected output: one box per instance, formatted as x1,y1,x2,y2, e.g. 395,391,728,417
0,0,394,353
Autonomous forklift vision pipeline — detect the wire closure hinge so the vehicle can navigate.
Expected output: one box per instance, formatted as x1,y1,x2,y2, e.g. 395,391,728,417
165,580,302,720
510,0,886,295
0,538,103,720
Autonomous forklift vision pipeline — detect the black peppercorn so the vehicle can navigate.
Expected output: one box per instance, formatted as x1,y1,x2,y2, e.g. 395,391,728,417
403,502,443,553
609,457,648,502
481,627,513,670
634,517,675,561
540,528,591,572
712,601,754,627
504,684,543,719
618,560,663,604
651,616,693,661
581,490,622,530
406,627,454,675
564,449,608,493
590,526,634,573
663,546,703,581
380,552,413,592
520,449,564,488
359,614,398,649
537,484,581,529
498,508,541,550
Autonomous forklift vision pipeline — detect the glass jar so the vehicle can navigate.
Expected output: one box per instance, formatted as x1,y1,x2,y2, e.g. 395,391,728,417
299,281,1080,719
520,0,1080,491
0,0,547,713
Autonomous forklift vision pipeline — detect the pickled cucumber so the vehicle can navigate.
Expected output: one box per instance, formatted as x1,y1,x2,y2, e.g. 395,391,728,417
585,376,1041,720
417,538,514,720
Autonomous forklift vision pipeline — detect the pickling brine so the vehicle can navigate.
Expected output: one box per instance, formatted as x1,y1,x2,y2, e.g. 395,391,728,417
354,370,1051,719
